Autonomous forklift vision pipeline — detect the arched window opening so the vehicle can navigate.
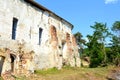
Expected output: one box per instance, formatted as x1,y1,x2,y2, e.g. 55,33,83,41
10,54,16,72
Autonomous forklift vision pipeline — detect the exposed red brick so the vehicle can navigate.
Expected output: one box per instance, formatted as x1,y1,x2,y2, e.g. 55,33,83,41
72,35,77,46
66,33,73,55
50,25,58,49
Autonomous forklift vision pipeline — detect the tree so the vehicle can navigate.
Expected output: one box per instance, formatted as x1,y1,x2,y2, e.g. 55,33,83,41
74,32,85,46
110,21,120,66
86,22,111,67
112,21,120,38
74,32,86,62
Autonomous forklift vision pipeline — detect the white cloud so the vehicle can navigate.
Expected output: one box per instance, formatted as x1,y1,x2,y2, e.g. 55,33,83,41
105,0,119,4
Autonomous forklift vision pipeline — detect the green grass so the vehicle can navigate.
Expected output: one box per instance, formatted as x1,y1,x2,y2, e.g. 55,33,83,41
34,67,60,75
0,77,3,80
14,76,27,80
0,66,115,80
34,66,113,80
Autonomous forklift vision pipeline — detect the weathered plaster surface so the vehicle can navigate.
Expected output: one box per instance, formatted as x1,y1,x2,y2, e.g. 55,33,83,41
0,0,80,77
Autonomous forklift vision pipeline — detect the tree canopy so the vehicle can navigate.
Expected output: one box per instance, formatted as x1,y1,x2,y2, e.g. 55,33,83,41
74,21,120,67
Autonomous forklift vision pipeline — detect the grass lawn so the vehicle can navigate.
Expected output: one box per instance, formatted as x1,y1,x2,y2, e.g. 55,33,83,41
0,66,115,80
31,66,113,80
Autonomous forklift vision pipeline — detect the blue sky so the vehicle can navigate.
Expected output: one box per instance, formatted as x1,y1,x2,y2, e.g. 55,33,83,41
36,0,120,38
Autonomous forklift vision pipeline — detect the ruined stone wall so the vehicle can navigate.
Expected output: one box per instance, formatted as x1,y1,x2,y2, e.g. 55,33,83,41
0,40,35,79
0,0,80,74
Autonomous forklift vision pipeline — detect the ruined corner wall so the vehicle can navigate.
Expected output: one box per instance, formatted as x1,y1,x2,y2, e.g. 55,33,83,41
0,0,81,73
0,39,34,77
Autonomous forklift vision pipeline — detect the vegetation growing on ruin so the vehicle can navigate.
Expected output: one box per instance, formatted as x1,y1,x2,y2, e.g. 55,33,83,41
74,21,120,68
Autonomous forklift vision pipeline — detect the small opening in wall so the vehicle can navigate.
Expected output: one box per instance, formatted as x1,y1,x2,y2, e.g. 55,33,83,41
10,54,16,72
12,17,18,40
59,45,61,49
39,28,43,45
62,41,65,50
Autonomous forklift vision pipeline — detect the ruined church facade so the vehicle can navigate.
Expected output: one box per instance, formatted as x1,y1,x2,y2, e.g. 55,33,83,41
0,0,80,76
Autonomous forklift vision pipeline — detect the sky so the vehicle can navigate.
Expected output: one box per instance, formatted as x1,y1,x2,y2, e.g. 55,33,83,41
36,0,120,38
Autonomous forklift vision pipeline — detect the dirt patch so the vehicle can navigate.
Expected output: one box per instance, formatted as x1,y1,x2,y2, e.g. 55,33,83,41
107,67,120,80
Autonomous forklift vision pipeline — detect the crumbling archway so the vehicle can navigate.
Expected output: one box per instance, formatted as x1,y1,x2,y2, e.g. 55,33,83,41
50,25,58,49
0,56,5,75
50,25,57,41
10,54,16,72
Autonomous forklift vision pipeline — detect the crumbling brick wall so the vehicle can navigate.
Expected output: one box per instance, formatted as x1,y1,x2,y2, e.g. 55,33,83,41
0,42,34,79
0,0,81,74
49,25,63,69
50,25,58,49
